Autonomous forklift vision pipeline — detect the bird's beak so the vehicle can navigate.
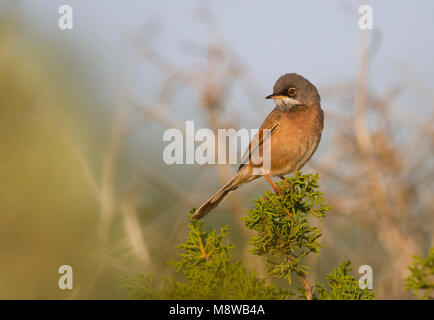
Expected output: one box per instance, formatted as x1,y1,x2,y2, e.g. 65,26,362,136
265,94,286,100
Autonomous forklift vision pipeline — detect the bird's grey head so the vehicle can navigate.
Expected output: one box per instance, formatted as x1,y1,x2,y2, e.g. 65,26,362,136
266,73,320,110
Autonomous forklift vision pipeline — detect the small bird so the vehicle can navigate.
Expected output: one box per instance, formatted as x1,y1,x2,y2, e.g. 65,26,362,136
192,73,324,220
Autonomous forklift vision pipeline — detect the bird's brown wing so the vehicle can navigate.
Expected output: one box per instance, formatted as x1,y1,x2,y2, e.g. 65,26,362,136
238,108,281,171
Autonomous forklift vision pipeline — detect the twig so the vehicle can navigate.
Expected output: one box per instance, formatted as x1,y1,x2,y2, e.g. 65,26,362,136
297,271,312,300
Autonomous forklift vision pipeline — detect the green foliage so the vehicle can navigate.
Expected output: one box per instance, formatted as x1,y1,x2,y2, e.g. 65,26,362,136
313,261,375,300
242,172,330,283
125,219,292,299
125,172,376,300
404,247,434,299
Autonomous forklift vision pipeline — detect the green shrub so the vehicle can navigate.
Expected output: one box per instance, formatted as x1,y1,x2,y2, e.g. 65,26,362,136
125,172,375,300
124,220,291,300
314,261,375,300
405,247,434,299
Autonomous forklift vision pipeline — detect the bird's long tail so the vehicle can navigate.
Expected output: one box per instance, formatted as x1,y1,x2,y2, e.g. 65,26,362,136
192,169,251,220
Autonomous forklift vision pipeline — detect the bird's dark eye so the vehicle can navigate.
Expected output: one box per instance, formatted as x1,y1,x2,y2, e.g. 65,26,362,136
288,87,297,97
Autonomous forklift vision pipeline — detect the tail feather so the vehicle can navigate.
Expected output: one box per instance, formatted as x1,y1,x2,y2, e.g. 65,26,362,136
192,170,250,220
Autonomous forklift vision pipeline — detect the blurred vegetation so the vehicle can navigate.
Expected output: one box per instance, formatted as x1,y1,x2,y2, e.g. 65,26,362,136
0,17,122,298
126,173,375,300
405,248,434,300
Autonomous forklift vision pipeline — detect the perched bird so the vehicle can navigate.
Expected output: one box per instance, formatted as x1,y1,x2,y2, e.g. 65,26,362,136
192,73,324,220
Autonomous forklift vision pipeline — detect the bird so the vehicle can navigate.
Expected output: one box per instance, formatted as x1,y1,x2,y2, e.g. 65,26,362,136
192,73,324,220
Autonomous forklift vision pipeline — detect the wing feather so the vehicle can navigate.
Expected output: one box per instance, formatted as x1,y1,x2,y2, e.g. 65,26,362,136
238,109,281,171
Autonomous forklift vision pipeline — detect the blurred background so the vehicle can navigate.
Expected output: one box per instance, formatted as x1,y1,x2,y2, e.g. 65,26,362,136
0,0,432,299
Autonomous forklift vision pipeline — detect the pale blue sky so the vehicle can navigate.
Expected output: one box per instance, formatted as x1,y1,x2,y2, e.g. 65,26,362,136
13,0,434,90
4,0,430,167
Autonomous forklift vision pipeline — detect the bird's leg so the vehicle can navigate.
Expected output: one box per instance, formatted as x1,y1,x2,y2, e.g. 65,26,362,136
279,175,285,180
264,174,281,194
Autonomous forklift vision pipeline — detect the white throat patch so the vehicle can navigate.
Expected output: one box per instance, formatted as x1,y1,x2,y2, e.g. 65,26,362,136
276,97,300,110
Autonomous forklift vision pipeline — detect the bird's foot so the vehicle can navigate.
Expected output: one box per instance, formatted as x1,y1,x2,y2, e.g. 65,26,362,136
264,174,284,196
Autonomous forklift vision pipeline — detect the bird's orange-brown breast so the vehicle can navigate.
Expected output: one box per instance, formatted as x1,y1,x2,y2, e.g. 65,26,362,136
267,104,323,175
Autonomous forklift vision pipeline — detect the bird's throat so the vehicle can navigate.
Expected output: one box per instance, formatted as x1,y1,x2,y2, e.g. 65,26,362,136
275,97,299,111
